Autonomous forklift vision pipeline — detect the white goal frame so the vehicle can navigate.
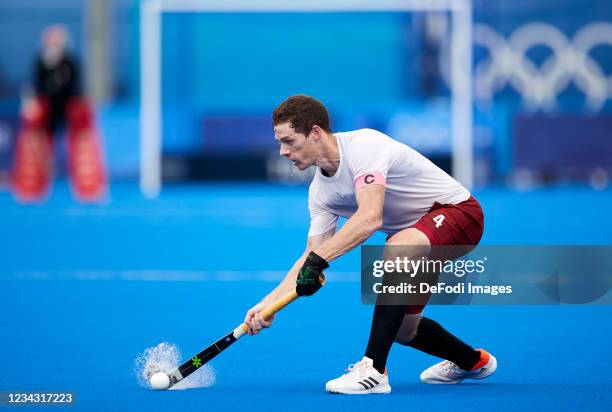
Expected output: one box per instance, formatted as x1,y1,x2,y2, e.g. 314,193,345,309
140,0,473,197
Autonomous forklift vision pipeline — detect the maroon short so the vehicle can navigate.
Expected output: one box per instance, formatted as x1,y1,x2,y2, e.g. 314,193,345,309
412,195,484,248
401,195,484,314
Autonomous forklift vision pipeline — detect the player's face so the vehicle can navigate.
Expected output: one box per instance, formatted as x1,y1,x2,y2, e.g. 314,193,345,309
274,122,317,170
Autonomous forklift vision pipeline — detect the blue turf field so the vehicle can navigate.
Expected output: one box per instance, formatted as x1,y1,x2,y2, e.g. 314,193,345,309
1,183,611,411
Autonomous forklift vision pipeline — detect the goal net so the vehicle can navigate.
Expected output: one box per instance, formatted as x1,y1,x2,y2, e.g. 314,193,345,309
140,0,473,197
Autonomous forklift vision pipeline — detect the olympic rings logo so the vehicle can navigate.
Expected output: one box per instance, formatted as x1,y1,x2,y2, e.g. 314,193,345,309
441,22,612,111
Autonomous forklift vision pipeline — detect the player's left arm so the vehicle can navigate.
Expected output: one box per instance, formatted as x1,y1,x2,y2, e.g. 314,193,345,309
295,183,384,296
295,131,391,297
313,183,385,262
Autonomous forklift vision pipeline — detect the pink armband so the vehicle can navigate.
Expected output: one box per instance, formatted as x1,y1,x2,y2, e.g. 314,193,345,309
355,172,386,190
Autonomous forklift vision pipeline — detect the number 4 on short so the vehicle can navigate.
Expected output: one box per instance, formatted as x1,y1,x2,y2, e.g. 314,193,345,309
433,214,445,228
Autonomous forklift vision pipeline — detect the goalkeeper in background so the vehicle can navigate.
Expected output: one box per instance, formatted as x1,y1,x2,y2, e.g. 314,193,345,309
12,24,106,202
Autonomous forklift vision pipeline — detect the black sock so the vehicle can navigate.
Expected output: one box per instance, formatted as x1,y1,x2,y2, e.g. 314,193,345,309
406,317,480,370
364,304,406,374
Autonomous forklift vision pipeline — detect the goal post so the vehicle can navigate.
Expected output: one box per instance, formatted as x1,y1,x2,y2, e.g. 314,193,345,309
140,0,473,197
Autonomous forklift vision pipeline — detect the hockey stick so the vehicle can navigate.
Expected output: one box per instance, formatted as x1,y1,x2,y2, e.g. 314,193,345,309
165,289,300,388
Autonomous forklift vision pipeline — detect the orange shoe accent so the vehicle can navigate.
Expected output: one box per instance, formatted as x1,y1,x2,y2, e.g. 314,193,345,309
384,368,388,376
471,349,490,370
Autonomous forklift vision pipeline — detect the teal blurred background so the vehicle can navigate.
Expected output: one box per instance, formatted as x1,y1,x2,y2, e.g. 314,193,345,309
0,0,610,187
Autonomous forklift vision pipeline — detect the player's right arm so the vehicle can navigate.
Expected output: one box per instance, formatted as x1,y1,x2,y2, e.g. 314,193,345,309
244,229,334,335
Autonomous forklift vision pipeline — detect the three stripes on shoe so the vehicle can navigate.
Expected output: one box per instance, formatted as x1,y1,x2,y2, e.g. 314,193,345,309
357,377,380,390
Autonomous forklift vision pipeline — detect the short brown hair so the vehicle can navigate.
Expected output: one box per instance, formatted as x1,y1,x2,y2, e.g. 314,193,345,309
272,94,332,136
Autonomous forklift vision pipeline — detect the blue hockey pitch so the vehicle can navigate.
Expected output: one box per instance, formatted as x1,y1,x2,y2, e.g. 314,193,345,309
1,183,611,411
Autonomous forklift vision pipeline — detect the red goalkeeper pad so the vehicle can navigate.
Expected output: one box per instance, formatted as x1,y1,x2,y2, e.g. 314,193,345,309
66,98,107,202
12,99,53,202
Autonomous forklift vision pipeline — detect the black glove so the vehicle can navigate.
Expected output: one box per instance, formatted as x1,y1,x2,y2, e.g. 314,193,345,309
296,251,329,296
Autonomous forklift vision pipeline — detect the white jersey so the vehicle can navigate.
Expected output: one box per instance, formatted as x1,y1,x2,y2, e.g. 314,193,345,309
308,128,470,236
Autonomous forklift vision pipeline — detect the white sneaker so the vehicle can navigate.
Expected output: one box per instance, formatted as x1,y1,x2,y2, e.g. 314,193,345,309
420,349,497,384
326,357,391,394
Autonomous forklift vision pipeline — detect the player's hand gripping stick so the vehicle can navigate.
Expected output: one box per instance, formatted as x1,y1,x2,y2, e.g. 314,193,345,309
296,251,329,296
